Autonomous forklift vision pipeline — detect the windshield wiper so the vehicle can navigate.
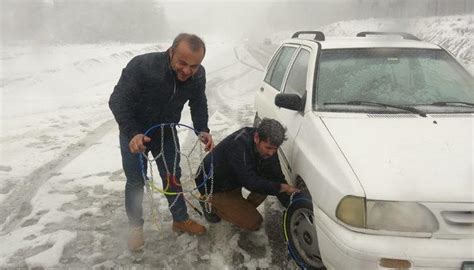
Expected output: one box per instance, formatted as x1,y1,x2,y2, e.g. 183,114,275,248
324,100,427,117
430,101,474,107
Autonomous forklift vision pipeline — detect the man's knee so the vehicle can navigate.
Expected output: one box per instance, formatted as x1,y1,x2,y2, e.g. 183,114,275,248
126,179,144,189
240,213,263,231
247,192,267,208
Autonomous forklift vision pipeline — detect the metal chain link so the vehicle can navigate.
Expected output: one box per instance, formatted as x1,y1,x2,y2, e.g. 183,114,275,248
142,123,214,222
289,191,298,204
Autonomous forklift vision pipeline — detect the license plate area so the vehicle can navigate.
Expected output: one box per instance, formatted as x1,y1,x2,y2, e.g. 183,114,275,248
463,262,474,270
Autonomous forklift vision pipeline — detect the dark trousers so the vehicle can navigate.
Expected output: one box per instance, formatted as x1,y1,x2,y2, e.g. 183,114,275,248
120,132,188,226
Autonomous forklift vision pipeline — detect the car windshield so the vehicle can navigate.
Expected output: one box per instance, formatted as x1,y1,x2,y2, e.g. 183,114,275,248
315,48,474,113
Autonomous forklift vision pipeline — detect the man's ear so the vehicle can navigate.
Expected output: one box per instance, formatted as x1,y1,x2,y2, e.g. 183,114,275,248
253,132,260,144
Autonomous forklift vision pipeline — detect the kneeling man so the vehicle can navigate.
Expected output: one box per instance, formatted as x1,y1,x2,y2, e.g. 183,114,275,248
195,118,298,230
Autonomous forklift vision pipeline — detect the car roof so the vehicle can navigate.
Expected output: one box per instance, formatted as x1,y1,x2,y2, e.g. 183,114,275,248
283,37,441,50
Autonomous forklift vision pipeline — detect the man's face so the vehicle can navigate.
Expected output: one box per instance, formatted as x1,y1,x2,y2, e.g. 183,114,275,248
254,133,278,159
169,41,204,82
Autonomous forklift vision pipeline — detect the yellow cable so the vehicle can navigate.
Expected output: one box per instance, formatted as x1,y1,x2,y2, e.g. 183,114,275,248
283,210,289,241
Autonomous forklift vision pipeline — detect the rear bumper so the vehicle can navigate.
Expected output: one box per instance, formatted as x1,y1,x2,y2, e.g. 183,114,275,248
314,206,474,270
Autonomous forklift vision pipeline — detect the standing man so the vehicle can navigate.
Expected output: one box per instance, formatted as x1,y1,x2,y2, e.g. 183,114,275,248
195,118,299,231
109,33,214,252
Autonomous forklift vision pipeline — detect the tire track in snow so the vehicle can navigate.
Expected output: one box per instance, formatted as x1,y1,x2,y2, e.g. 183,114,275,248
244,44,278,69
0,44,256,254
205,46,263,128
0,119,116,233
233,47,264,72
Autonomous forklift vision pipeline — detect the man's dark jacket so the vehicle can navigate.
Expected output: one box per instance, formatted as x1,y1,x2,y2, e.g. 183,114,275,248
109,51,209,141
196,127,286,196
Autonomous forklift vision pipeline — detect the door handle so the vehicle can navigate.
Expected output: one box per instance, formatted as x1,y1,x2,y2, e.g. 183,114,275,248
260,87,264,92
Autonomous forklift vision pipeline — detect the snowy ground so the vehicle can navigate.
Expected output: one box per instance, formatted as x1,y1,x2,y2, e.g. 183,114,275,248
1,14,472,269
0,39,294,269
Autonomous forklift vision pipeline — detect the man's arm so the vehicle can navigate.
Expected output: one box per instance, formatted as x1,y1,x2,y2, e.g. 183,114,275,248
263,154,299,194
227,142,283,196
109,57,143,140
258,153,299,207
189,68,209,133
189,68,213,151
261,154,286,182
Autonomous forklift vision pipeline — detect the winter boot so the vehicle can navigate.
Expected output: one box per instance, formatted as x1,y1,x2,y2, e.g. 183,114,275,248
199,201,221,223
172,219,206,235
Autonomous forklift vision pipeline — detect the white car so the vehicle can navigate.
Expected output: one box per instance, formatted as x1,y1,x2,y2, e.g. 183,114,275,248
254,31,474,270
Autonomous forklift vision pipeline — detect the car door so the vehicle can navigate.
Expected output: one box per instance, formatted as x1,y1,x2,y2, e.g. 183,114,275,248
276,46,312,180
255,45,298,121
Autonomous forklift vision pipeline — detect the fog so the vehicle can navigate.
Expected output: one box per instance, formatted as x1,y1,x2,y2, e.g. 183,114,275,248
1,0,473,44
162,0,474,42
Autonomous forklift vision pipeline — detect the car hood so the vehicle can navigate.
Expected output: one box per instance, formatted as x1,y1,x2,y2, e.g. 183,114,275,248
321,114,473,202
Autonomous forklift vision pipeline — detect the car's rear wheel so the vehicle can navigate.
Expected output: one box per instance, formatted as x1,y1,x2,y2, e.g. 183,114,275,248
285,199,325,270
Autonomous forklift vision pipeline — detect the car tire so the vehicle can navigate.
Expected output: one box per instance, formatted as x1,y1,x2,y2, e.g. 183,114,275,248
284,198,325,270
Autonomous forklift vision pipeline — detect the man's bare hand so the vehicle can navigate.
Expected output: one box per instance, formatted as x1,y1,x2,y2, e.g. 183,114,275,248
279,183,300,195
199,132,214,151
129,134,151,153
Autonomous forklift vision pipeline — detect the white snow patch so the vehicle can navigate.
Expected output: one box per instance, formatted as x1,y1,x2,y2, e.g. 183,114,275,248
24,230,77,268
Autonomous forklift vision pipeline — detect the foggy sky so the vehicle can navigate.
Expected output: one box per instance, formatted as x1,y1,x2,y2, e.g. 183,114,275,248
160,0,474,42
2,0,473,44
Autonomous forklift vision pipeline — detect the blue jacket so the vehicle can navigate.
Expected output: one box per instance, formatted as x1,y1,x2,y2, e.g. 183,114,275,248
109,50,209,141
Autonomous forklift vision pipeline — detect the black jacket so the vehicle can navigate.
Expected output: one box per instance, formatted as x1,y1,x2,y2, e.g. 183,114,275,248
109,51,209,141
196,127,285,196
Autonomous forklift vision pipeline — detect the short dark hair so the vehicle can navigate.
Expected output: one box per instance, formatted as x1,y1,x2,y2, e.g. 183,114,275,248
171,33,206,56
256,118,287,147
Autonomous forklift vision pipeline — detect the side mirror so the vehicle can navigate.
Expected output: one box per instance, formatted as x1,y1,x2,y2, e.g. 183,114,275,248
275,93,304,111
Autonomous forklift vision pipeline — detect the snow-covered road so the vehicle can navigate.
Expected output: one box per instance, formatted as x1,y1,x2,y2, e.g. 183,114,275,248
0,41,298,269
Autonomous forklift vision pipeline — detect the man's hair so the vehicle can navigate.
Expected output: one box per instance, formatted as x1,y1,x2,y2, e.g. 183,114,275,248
256,118,287,147
171,33,206,56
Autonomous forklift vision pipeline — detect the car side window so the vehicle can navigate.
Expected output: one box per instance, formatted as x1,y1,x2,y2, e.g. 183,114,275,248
264,48,281,83
283,49,310,97
266,46,297,91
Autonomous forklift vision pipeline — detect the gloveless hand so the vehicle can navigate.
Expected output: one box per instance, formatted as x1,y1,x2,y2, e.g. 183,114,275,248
199,132,214,151
280,183,300,195
129,134,151,153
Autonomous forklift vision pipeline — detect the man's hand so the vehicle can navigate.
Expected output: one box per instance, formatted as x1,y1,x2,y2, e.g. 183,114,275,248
279,183,300,195
129,134,151,153
199,132,214,151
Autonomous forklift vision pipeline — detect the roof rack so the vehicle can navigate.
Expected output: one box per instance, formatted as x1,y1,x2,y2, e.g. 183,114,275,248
356,31,421,41
292,31,325,41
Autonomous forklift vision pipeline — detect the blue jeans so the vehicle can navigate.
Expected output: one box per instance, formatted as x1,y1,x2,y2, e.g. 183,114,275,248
120,132,188,226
